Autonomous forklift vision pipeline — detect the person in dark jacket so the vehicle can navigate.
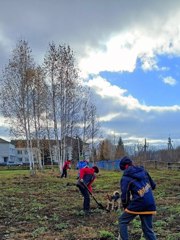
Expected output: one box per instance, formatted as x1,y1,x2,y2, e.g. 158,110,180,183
77,166,99,214
60,160,71,178
118,156,157,240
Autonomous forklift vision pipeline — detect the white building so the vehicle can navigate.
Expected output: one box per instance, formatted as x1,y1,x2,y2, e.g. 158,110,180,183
52,145,73,163
0,138,39,165
16,148,38,165
0,138,16,165
0,137,89,166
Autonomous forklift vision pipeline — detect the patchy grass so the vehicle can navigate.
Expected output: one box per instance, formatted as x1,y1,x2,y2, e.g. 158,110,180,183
0,168,180,239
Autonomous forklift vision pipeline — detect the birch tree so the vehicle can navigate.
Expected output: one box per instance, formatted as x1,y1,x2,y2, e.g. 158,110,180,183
43,87,54,167
89,104,100,164
56,44,80,166
44,43,80,171
80,88,100,161
31,66,47,169
44,43,61,169
80,89,92,157
0,40,36,173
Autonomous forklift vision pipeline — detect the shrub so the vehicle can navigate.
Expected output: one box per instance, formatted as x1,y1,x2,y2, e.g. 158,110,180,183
99,230,115,240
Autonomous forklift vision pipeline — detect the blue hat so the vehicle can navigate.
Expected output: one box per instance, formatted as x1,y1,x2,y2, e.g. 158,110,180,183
119,156,132,170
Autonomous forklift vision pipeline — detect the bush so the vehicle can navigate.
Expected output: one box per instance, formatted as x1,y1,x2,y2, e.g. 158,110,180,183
99,230,115,240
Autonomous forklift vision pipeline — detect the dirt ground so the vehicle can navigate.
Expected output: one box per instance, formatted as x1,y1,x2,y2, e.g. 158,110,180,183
0,168,180,240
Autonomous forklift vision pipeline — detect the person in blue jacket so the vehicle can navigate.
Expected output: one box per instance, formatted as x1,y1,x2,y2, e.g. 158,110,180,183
76,159,89,178
118,156,157,240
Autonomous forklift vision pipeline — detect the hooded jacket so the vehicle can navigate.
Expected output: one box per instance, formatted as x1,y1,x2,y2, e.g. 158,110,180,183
76,160,89,170
120,165,156,215
63,160,71,170
79,167,96,193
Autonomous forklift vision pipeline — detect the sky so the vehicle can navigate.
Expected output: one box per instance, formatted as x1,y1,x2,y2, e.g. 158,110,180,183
0,0,180,149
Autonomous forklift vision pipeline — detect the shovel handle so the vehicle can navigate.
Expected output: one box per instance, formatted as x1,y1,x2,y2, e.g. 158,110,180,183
81,181,91,194
81,182,105,210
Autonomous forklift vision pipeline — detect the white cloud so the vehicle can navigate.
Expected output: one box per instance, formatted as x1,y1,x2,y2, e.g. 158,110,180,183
0,116,9,127
87,76,141,111
87,76,180,113
87,76,127,98
141,56,159,71
79,10,180,76
163,76,177,86
1,0,180,146
98,113,120,122
0,28,13,50
85,75,180,145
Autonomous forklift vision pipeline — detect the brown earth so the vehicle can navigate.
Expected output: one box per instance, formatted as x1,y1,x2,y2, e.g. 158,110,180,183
0,169,180,240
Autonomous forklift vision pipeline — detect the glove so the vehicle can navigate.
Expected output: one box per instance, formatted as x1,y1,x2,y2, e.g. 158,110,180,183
122,203,128,209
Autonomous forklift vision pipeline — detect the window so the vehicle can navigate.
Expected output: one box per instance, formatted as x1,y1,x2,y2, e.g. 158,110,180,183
4,157,8,163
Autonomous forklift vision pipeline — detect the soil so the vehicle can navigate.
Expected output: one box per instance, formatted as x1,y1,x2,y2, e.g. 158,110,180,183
0,169,180,240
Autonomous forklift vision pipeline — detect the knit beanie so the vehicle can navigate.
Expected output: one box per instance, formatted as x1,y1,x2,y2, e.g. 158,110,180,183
92,166,99,173
119,156,133,170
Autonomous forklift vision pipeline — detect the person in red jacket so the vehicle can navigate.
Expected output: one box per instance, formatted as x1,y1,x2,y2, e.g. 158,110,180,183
77,166,99,214
60,160,71,178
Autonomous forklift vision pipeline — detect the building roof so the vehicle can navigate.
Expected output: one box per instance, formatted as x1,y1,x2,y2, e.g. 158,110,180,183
11,139,57,148
10,137,89,149
0,138,10,144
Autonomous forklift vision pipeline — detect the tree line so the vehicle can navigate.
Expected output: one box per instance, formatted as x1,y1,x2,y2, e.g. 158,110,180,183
0,40,100,174
96,136,180,163
1,40,178,174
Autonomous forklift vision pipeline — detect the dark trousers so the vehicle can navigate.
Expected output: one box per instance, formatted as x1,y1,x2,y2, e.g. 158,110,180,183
119,211,156,240
78,185,90,211
61,169,67,178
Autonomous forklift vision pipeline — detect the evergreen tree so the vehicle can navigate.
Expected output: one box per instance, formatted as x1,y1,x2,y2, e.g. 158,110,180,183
115,137,125,159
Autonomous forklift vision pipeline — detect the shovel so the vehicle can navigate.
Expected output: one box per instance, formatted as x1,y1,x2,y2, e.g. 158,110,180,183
81,181,105,210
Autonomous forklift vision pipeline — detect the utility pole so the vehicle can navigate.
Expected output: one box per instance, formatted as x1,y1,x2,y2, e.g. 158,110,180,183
143,138,148,160
167,137,173,150
144,138,147,151
167,137,173,162
112,130,116,160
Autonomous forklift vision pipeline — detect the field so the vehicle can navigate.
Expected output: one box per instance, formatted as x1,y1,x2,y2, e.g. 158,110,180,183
0,168,180,240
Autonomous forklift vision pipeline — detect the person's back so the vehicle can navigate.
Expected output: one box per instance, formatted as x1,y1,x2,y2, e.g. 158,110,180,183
121,165,156,214
77,166,99,214
77,160,88,169
79,167,96,192
118,156,157,240
61,160,71,178
66,160,71,168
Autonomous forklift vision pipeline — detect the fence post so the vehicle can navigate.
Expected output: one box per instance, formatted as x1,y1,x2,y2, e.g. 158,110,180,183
154,161,157,169
167,162,171,169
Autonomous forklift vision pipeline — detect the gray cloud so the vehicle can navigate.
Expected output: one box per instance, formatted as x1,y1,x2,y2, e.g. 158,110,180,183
1,0,180,64
0,124,10,140
1,0,180,146
88,76,180,145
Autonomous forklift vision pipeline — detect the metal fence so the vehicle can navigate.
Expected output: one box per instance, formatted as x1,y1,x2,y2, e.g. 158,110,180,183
94,159,180,171
95,160,120,171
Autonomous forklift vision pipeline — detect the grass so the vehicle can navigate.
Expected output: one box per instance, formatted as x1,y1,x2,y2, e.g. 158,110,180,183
0,168,180,240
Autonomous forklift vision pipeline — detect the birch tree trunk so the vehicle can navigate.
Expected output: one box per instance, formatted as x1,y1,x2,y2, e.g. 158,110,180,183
0,40,36,174
44,43,61,171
